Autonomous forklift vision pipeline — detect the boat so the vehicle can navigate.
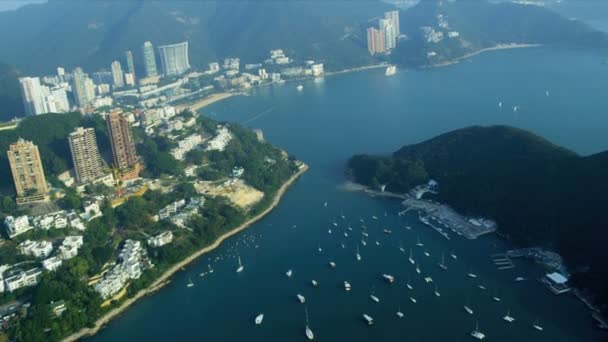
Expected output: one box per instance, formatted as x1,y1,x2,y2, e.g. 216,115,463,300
470,321,486,340
363,314,374,325
396,306,404,318
532,318,544,331
437,253,448,270
545,90,550,97
399,246,406,253
361,240,367,246
492,296,501,302
423,251,430,257
323,201,328,207
187,277,194,288
416,236,424,247
297,85,304,91
468,271,478,278
434,285,441,297
344,281,352,291
236,255,244,273
343,232,348,237
255,313,264,325
514,276,526,282
297,294,306,304
328,229,332,234
450,253,458,260
305,307,314,340
382,274,395,284
332,222,338,227
477,284,487,290
498,101,503,108
383,229,392,234
409,249,415,264
361,232,369,237
415,267,421,274
329,261,336,268
356,247,362,261
286,269,293,278
385,65,396,76
317,244,322,253
424,277,433,283
370,294,380,303
341,242,345,249
513,106,519,112
372,216,378,220
464,305,474,315
410,297,417,303
311,280,318,287
503,309,515,323
347,226,353,231
405,225,412,230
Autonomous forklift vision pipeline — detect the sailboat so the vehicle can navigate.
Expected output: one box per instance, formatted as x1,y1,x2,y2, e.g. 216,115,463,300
236,255,244,273
344,281,352,291
187,277,194,288
356,245,361,261
363,314,374,325
532,318,544,331
361,239,367,246
464,299,474,315
255,313,264,325
492,289,501,302
434,284,441,297
382,274,395,284
305,307,314,340
297,294,306,304
415,266,421,274
370,287,380,303
503,309,515,323
409,249,415,264
396,304,404,318
423,251,430,257
450,252,458,260
406,275,413,290
329,261,336,268
311,279,318,287
467,270,478,278
410,297,417,303
317,244,322,253
470,321,486,340
416,236,424,247
437,253,448,270
286,269,293,278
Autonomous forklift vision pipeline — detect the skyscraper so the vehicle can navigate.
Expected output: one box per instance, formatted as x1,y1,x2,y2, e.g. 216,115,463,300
68,127,106,184
71,67,91,108
124,50,135,76
111,60,124,89
157,41,190,76
379,19,396,50
7,139,49,203
142,41,158,78
367,27,385,55
107,109,138,174
384,10,400,37
18,77,45,116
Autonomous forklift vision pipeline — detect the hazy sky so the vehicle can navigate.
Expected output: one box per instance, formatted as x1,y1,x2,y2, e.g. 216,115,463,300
0,0,46,12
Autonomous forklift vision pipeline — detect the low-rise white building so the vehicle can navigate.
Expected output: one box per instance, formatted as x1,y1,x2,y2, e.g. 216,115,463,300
205,126,232,152
147,231,174,248
4,268,42,292
184,165,198,177
42,256,63,272
58,235,84,260
170,134,204,160
4,216,32,238
18,240,53,258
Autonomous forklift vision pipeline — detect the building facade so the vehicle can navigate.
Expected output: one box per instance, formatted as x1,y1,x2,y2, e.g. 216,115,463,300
142,41,158,78
107,109,139,175
124,50,135,76
7,139,49,203
384,10,400,37
157,41,190,76
367,27,385,55
71,67,91,108
379,19,396,50
111,60,124,89
68,127,106,184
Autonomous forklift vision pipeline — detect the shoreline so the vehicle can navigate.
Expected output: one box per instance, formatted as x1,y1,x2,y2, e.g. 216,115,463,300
429,43,542,68
176,92,235,112
64,163,309,342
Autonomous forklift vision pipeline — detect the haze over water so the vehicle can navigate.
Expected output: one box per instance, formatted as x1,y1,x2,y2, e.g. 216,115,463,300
89,47,608,341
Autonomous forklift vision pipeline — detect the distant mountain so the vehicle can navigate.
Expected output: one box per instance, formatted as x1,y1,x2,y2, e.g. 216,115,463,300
348,126,608,313
393,0,608,66
0,0,391,75
0,63,24,121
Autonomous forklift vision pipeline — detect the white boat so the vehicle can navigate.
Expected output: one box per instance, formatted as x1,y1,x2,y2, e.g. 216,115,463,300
471,321,486,340
311,280,318,287
406,281,413,290
341,242,345,249
361,240,367,246
370,294,380,303
424,277,433,283
385,65,396,76
405,225,412,230
415,267,421,274
332,222,338,227
343,232,348,237
361,232,369,237
478,284,486,290
514,276,526,282
416,236,424,247
347,226,353,231
323,201,328,207
382,274,395,284
450,253,457,260
344,281,352,291
317,245,322,252
498,101,503,108
187,278,194,288
409,249,415,264
438,253,448,270
545,90,550,97
468,271,478,278
503,309,515,323
410,297,417,303
236,255,244,273
464,305,474,315
532,318,544,331
396,305,404,318
513,106,519,112
372,216,378,220
363,314,374,325
305,307,314,340
375,241,380,246
286,269,293,278
356,245,362,261
423,251,430,257
383,229,392,234
329,261,336,268
297,294,306,304
434,285,441,297
255,313,264,325
399,246,406,253
297,85,304,91
492,296,501,302
328,229,332,234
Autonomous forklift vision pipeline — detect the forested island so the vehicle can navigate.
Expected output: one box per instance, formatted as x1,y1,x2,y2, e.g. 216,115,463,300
348,125,608,316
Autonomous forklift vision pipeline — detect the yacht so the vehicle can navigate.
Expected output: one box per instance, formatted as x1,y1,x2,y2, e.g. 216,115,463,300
424,277,433,283
410,297,417,303
406,278,413,290
361,232,369,237
478,284,487,290
372,216,378,220
236,255,244,273
434,285,441,297
514,276,526,282
415,267,421,274
343,232,348,238
363,314,374,325
344,281,352,291
375,241,380,246
396,306,404,318
305,307,314,340
385,65,397,76
503,309,515,323
399,246,406,253
332,222,338,227
361,240,367,246
437,254,448,270
416,236,424,247
328,229,332,234
297,294,306,304
468,271,478,278
409,249,415,264
317,245,322,253
286,269,293,278
450,253,458,260
470,321,486,340
464,305,474,315
255,313,264,325
383,229,392,234
370,294,380,303
329,261,336,268
424,251,430,257
311,280,318,287
356,245,361,261
382,274,395,284
187,278,194,288
341,242,345,249
297,85,304,91
532,318,544,331
492,296,501,302
498,101,503,108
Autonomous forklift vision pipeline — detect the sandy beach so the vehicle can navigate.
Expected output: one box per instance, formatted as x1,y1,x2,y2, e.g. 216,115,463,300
64,163,308,342
176,92,235,112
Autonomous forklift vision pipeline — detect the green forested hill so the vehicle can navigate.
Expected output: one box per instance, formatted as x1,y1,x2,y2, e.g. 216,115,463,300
348,125,608,312
0,63,23,121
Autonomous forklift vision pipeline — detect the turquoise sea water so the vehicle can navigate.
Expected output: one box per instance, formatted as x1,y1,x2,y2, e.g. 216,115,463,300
90,47,608,341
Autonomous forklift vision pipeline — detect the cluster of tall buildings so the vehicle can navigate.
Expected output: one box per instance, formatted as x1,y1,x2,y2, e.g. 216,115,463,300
18,77,70,116
367,10,400,56
6,110,140,204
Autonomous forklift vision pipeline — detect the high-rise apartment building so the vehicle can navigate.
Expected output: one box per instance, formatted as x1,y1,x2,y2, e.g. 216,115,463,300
142,41,158,78
157,42,190,76
68,127,106,184
367,27,385,55
107,109,138,174
111,60,124,89
124,50,135,76
71,67,91,108
384,10,400,37
7,139,48,203
379,19,396,50
18,77,45,116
